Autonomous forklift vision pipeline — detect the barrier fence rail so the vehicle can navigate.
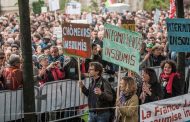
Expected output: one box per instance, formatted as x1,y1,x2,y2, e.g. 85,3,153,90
0,66,189,122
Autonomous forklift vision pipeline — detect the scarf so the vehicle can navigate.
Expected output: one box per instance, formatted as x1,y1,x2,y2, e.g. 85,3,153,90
119,91,133,105
51,68,64,81
160,72,180,94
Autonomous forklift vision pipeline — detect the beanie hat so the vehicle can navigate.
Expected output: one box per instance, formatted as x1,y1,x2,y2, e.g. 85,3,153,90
146,43,154,48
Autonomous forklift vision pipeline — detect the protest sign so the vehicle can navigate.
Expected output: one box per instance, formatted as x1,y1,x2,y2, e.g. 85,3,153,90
41,6,48,13
63,23,91,58
70,20,88,24
166,18,190,52
154,9,161,24
53,27,62,39
140,93,190,122
102,24,142,73
48,0,60,11
65,1,81,15
86,13,93,24
121,19,135,31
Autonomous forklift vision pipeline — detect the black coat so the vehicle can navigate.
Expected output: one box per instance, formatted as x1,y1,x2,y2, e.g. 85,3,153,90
159,74,183,99
139,82,163,104
81,76,113,111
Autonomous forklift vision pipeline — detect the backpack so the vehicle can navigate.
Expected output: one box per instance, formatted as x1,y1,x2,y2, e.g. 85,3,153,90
63,57,78,79
3,67,23,90
63,57,85,80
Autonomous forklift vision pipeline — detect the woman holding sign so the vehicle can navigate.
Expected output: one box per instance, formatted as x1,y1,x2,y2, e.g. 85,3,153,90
116,76,138,122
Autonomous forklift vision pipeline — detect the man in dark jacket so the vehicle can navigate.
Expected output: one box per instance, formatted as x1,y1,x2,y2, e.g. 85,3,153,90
48,46,64,67
85,43,102,72
79,62,113,122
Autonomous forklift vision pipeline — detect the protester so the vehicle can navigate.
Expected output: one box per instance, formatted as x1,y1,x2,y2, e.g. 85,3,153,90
0,5,189,121
139,68,163,104
85,43,102,72
150,45,166,66
37,54,64,86
79,62,114,122
116,76,139,122
2,54,23,90
48,46,64,67
159,60,184,99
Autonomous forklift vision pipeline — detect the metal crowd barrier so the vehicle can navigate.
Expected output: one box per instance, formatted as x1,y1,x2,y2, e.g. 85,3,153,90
0,66,189,122
36,79,90,122
0,87,39,122
0,89,23,122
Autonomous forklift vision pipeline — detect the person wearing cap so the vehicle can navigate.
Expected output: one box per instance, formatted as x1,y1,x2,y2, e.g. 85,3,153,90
141,43,166,68
151,45,166,66
39,34,52,49
139,43,154,68
146,43,154,52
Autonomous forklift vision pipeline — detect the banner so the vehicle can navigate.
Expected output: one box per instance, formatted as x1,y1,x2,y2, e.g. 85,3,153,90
53,27,62,39
169,0,176,18
121,20,135,31
166,18,190,52
102,24,142,73
140,93,190,122
63,23,91,58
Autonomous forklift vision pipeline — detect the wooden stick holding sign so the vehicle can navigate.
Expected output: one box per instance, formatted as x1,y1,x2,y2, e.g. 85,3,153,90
102,24,142,121
77,57,84,98
61,20,64,47
77,58,81,81
115,66,121,119
62,22,91,99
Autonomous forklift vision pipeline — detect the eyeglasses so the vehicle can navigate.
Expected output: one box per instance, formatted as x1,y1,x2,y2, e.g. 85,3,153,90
89,68,95,71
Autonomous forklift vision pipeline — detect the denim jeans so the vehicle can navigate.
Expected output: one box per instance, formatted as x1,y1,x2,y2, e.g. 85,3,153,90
88,111,111,122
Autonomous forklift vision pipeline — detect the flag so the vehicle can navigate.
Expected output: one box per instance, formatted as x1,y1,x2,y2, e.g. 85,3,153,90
169,0,176,18
105,0,113,7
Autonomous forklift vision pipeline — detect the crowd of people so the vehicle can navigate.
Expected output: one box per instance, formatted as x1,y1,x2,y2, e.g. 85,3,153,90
0,3,190,122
